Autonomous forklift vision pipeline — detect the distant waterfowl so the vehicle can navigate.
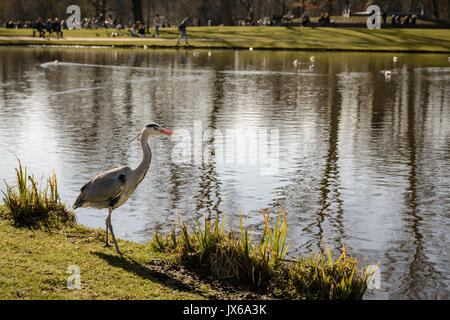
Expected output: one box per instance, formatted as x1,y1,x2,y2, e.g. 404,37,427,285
208,52,212,57
293,59,299,66
53,60,59,65
193,52,199,57
249,47,254,51
393,56,398,63
310,56,315,62
384,70,392,81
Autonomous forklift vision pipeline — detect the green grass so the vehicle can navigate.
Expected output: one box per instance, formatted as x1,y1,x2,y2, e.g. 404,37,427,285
0,26,449,52
0,213,205,299
0,163,204,299
0,163,371,300
2,160,75,229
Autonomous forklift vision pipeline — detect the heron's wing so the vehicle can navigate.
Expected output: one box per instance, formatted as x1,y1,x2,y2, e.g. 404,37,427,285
78,166,132,203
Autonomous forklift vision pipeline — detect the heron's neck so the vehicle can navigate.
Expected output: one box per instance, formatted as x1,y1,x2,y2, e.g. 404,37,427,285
134,133,152,182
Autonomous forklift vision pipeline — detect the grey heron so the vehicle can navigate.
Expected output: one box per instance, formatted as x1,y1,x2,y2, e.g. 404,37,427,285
74,123,175,255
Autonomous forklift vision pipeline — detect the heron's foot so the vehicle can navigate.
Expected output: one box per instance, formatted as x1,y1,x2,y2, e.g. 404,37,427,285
103,243,112,248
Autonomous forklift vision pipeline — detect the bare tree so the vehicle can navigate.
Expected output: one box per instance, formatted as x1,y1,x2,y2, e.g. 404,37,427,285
431,0,440,17
131,0,143,22
448,0,450,19
219,0,233,25
239,0,255,13
1,0,449,25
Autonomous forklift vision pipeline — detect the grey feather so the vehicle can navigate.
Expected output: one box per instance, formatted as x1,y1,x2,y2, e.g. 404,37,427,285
74,166,132,208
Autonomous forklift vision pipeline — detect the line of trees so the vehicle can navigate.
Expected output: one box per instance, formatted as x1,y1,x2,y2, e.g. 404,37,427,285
1,0,449,27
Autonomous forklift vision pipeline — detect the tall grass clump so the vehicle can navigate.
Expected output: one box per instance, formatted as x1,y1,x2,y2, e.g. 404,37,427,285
151,207,370,299
1,160,76,229
288,247,369,300
153,212,271,284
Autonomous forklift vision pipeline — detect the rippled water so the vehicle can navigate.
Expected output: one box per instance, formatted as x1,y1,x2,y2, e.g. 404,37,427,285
0,47,449,299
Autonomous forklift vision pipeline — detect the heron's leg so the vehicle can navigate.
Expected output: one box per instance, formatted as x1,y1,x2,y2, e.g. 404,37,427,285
103,209,111,247
108,211,122,255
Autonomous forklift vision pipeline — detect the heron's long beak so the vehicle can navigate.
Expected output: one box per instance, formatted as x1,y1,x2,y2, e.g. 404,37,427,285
159,127,177,135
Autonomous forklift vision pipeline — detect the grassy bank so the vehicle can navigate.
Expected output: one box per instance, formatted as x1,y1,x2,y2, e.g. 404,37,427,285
0,26,449,52
0,212,207,299
0,163,371,300
0,163,205,299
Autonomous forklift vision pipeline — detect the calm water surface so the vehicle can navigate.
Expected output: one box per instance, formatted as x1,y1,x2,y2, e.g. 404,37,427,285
0,47,449,299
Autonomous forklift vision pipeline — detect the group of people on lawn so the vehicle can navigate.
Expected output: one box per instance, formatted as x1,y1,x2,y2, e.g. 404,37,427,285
33,18,63,38
129,15,189,45
6,13,189,44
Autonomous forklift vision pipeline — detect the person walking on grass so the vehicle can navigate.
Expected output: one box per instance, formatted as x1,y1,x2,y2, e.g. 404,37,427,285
154,14,161,38
176,17,189,45
46,18,53,37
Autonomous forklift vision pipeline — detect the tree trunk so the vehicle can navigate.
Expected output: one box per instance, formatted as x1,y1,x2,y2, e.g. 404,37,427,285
410,0,419,12
448,0,450,20
100,0,107,17
132,0,143,22
219,0,233,25
88,0,100,17
146,0,150,33
199,0,210,25
326,0,333,15
431,0,440,18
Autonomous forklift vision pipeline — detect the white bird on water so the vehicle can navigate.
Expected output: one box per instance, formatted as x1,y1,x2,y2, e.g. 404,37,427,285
193,52,199,57
310,56,315,62
53,60,59,65
74,123,176,255
384,70,392,81
393,56,398,63
293,59,299,66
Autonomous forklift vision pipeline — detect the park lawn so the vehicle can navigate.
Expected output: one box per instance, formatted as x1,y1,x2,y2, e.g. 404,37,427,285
0,209,208,300
0,26,449,52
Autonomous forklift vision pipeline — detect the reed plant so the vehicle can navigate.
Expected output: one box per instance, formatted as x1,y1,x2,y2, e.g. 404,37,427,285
288,246,370,299
1,160,76,228
151,207,369,299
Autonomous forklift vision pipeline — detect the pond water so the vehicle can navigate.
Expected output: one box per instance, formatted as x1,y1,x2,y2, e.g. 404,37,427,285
0,47,449,299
